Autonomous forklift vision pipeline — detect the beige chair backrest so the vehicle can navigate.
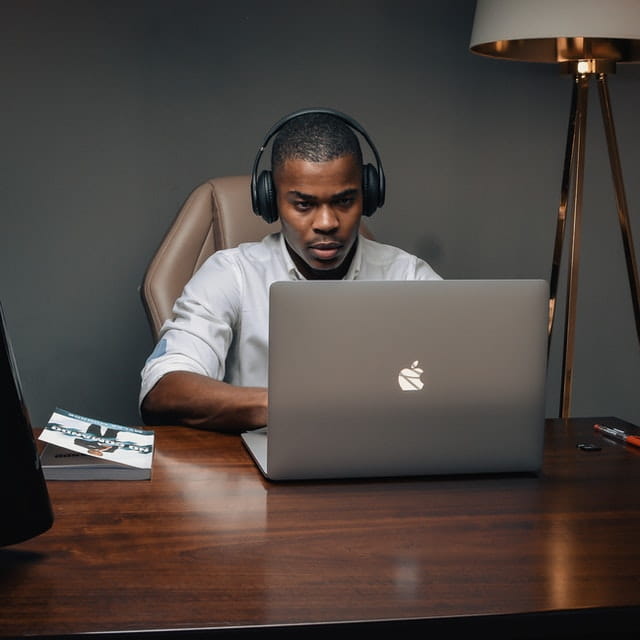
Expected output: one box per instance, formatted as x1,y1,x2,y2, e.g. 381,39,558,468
140,175,374,341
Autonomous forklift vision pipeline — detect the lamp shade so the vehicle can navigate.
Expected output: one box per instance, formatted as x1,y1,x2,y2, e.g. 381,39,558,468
470,0,640,63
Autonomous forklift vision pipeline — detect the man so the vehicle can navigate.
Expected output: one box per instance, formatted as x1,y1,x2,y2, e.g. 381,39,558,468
140,110,440,433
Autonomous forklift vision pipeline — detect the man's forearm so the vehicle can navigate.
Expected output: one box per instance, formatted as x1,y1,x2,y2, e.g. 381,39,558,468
140,371,268,433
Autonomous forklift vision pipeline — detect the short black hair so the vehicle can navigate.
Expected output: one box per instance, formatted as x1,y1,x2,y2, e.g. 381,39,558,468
271,112,362,172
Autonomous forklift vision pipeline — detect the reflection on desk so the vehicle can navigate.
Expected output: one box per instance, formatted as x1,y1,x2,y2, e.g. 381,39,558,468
1,417,639,639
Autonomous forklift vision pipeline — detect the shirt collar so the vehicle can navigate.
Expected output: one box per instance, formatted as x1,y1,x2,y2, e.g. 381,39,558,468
343,236,363,280
278,233,304,280
278,232,363,281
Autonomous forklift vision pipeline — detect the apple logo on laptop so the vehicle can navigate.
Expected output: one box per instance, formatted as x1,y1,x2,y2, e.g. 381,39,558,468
398,360,424,391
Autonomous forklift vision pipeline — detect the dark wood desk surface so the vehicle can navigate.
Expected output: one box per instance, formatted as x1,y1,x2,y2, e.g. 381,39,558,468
2,417,640,639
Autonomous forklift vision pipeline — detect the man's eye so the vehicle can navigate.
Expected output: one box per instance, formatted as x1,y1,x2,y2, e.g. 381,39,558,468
295,201,312,211
334,197,354,207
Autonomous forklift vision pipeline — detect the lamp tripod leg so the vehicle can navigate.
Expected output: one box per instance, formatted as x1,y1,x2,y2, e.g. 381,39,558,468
549,75,581,350
597,73,640,347
559,75,589,418
549,74,589,418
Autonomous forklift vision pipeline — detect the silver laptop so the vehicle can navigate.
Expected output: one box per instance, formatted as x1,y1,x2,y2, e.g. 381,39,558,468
241,279,548,481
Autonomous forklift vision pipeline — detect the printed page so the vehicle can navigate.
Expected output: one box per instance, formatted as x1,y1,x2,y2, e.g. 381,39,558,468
38,408,154,470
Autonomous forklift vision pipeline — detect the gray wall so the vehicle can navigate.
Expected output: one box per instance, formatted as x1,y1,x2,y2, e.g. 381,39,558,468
2,0,639,428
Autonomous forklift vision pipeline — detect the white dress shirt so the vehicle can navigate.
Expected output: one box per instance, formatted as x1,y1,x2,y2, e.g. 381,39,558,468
139,232,441,406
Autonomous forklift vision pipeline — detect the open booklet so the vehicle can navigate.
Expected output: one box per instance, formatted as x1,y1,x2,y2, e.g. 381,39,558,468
38,408,155,480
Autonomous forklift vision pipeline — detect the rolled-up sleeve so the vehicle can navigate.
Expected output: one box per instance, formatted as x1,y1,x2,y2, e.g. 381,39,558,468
139,252,242,406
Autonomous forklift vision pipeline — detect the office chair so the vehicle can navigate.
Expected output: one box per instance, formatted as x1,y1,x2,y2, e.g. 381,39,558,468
140,175,374,341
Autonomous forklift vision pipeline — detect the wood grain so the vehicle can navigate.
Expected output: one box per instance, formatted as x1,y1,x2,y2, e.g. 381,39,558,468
1,417,639,638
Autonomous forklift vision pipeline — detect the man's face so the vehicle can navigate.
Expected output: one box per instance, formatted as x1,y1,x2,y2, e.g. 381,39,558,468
274,154,363,280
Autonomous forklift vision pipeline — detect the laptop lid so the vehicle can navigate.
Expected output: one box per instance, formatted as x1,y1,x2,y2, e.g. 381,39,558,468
242,279,548,481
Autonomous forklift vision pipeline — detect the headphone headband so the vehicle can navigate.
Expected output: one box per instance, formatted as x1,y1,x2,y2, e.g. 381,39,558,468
250,108,386,221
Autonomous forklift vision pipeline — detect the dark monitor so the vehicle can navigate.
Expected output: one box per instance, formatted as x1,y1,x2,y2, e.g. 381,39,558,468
0,301,54,546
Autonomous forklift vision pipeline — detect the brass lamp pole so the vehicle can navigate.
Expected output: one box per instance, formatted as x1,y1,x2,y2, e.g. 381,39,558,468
549,60,640,417
469,0,640,417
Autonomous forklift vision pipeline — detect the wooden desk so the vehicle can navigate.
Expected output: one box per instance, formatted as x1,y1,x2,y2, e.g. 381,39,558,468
1,417,639,639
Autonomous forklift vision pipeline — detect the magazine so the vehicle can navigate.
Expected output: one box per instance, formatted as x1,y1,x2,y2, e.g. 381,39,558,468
38,408,155,480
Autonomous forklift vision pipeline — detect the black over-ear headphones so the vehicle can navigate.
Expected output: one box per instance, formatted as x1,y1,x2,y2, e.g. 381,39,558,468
250,108,386,224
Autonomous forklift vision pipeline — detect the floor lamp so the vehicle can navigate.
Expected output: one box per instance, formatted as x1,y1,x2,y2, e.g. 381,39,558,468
469,0,640,417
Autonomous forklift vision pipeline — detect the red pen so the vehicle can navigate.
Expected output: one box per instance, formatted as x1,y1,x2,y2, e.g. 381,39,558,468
594,423,640,448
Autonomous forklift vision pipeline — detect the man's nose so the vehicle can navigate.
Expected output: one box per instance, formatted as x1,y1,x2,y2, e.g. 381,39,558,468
312,204,339,232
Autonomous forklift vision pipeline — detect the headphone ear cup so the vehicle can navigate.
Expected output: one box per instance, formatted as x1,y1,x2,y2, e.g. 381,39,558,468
255,170,278,223
362,163,380,217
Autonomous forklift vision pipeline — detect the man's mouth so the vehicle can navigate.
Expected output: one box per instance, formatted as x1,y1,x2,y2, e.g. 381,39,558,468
308,242,342,261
